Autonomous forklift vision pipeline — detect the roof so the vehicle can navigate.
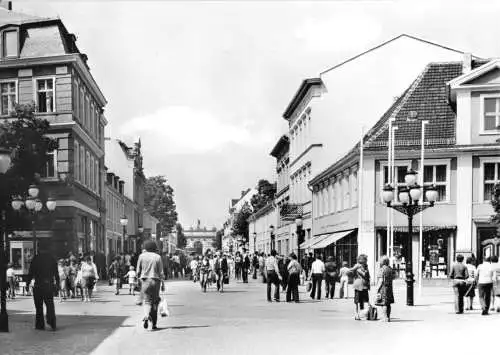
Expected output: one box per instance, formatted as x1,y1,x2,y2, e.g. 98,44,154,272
270,135,289,158
0,7,50,26
282,78,323,120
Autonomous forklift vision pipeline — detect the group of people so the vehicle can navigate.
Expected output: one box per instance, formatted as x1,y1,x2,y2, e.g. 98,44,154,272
191,251,230,292
450,254,500,315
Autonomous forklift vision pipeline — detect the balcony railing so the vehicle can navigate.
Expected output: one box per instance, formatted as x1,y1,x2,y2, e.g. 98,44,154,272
279,203,303,221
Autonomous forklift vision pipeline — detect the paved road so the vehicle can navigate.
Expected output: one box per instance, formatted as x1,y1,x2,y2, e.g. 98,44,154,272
2,278,500,355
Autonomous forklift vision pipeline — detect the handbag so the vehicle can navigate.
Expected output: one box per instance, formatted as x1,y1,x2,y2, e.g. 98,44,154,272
306,281,312,292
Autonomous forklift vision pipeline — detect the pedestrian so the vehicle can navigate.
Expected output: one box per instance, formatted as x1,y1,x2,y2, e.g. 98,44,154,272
190,257,199,282
324,256,338,299
265,250,282,302
465,256,477,311
310,255,325,300
137,240,164,330
108,257,122,295
67,260,77,299
125,266,138,296
27,240,59,330
199,255,210,292
220,253,229,292
350,254,370,320
242,249,250,283
490,255,500,312
475,256,494,315
338,261,350,298
6,263,15,299
235,252,242,280
252,253,259,280
81,255,99,302
374,255,394,322
259,252,266,283
286,253,302,303
449,254,469,314
57,259,68,302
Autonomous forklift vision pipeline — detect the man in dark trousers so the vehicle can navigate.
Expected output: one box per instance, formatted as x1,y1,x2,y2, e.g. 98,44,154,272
27,240,59,330
242,249,250,283
252,253,259,279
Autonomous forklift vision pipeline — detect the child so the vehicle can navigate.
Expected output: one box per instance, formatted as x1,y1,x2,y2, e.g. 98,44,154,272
125,266,137,296
6,263,15,299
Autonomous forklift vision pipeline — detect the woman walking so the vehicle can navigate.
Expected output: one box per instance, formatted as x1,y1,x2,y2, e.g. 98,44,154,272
375,256,394,322
350,254,370,320
465,256,477,310
81,255,99,302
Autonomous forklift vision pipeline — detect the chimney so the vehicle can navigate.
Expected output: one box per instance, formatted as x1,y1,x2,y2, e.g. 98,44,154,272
463,53,472,74
0,1,12,10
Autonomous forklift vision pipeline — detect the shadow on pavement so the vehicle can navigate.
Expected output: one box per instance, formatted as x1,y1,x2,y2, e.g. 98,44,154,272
156,325,210,330
1,311,128,355
221,290,247,293
389,318,423,323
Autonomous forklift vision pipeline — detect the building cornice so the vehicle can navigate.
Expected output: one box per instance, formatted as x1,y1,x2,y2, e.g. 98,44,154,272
282,78,323,120
270,135,290,158
289,143,322,168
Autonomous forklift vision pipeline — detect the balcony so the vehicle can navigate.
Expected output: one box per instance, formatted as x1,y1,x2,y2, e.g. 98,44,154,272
280,203,303,221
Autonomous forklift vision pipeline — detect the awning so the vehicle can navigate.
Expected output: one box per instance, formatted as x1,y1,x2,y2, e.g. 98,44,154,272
312,229,355,249
299,234,331,249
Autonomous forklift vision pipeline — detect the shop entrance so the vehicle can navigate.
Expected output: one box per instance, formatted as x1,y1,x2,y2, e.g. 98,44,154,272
477,227,499,263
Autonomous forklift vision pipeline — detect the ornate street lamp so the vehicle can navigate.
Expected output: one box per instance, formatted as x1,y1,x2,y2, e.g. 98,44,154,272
0,147,11,333
382,169,438,306
269,225,275,251
295,217,303,260
120,215,128,253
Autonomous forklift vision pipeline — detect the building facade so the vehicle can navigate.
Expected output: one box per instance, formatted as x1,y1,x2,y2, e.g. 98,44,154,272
184,223,216,255
1,9,108,271
222,188,257,252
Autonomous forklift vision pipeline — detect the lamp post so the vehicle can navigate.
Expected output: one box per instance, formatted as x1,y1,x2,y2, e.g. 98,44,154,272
0,147,12,332
382,169,438,306
295,217,303,260
11,186,57,256
253,232,257,253
269,225,275,251
119,215,128,253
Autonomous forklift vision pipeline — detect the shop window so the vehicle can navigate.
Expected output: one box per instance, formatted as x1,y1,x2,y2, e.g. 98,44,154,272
36,78,55,113
3,30,17,57
483,162,500,201
1,81,16,115
423,164,448,202
40,151,57,178
481,95,500,133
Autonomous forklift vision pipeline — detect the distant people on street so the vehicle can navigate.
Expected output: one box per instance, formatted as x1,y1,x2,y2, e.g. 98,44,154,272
491,255,500,312
199,255,210,292
81,255,99,302
465,256,477,311
375,255,394,322
190,257,199,282
6,263,15,299
286,253,302,303
252,253,259,279
242,249,250,283
219,253,229,292
125,266,138,296
137,240,164,330
108,257,122,295
259,252,266,283
310,255,325,300
57,259,68,302
324,256,338,299
27,240,59,330
228,255,235,279
265,250,282,302
350,254,370,320
339,261,350,298
475,256,494,315
449,254,468,314
235,252,242,280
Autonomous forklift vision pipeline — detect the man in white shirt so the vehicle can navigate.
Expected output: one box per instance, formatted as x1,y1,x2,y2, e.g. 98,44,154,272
265,250,282,302
476,256,494,315
310,255,325,300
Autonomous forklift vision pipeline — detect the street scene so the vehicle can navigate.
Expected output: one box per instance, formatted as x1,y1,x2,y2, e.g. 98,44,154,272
1,0,500,354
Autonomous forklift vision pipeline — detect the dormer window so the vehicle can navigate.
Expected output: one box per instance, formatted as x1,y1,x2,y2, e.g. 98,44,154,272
481,95,500,133
2,30,18,58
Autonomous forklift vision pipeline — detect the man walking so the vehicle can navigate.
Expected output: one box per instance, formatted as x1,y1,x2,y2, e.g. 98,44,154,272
324,256,338,299
265,250,282,302
27,240,59,330
449,254,468,314
310,255,325,300
242,249,250,283
476,256,494,315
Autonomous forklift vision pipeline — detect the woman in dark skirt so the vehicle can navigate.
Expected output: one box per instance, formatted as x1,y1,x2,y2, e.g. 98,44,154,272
465,256,477,310
375,255,394,322
350,254,371,320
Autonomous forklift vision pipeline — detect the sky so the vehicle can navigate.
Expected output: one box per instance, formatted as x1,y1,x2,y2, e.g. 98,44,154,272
15,0,500,228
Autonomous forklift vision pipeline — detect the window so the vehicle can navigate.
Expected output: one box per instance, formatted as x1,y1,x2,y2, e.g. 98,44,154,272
423,165,448,202
382,164,411,202
90,155,94,191
95,159,99,193
85,151,90,187
73,81,79,119
90,102,95,136
1,81,16,115
483,162,500,201
36,78,55,113
351,171,358,207
85,96,90,130
79,87,84,122
40,151,57,178
482,96,500,132
79,146,84,184
74,141,80,182
3,30,17,57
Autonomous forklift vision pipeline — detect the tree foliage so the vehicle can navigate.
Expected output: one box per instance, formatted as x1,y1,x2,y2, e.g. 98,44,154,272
250,179,276,211
0,104,58,228
176,222,187,249
144,175,178,236
231,202,252,243
213,229,223,250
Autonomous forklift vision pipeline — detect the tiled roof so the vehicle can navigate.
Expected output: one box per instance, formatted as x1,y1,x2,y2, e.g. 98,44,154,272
364,61,464,150
0,7,50,26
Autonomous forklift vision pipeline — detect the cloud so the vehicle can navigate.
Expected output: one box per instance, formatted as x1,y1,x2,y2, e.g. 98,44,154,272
295,11,383,53
118,106,274,154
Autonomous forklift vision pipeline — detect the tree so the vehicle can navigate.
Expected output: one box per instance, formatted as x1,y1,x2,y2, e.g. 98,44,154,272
0,103,58,230
250,179,276,211
231,202,252,244
144,176,178,237
213,229,223,250
176,222,187,249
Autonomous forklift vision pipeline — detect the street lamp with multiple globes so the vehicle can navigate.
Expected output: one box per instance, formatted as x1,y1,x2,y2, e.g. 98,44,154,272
0,147,11,332
382,169,438,306
119,215,128,253
268,225,275,251
295,217,303,260
11,186,57,255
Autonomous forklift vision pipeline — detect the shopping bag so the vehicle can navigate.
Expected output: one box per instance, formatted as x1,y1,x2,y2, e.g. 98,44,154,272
159,296,170,317
306,281,312,292
367,305,378,321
